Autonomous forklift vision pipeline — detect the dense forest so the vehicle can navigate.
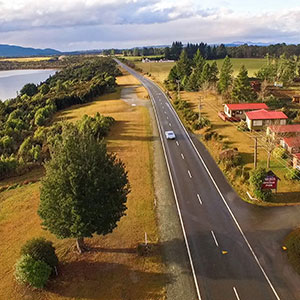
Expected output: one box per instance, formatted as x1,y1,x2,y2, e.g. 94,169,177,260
105,42,300,61
0,57,121,179
0,55,102,71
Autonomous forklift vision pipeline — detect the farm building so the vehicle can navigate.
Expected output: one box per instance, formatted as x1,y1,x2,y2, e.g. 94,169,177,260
292,153,300,170
267,124,300,139
280,137,300,154
245,109,288,130
224,103,269,120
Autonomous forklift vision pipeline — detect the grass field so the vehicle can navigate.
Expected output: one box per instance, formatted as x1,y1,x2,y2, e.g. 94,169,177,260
0,72,167,300
179,90,300,204
135,58,267,84
0,57,52,62
118,55,164,62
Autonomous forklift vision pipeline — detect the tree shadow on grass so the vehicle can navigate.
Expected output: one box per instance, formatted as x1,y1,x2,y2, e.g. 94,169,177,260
48,260,172,300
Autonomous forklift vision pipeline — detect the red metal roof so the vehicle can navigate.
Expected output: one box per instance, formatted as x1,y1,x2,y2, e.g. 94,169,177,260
245,109,288,120
225,103,269,111
268,124,300,133
293,153,300,159
283,137,300,147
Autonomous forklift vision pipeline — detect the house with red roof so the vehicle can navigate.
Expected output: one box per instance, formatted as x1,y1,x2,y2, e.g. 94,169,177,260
224,103,269,120
267,124,300,139
245,109,288,130
280,137,300,154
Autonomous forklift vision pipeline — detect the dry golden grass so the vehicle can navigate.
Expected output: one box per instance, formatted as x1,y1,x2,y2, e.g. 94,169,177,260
0,57,51,62
0,71,167,300
135,62,175,84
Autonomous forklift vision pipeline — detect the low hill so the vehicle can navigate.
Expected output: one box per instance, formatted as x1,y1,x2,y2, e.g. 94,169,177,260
0,44,61,57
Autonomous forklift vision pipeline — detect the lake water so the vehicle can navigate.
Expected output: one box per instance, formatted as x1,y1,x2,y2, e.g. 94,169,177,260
0,69,57,101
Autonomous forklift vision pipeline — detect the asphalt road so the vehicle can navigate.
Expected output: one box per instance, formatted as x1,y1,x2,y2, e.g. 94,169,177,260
116,59,299,300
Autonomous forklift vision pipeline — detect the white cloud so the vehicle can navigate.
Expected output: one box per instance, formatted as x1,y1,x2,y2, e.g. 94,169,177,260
0,0,299,50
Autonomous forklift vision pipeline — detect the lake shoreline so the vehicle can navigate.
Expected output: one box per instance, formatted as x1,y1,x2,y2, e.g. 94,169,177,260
0,69,57,101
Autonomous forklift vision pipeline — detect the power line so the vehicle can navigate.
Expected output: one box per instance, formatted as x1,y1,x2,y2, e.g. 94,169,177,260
180,90,300,180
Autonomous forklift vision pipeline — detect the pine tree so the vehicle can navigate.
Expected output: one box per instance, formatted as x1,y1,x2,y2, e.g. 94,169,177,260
176,50,192,80
209,61,219,84
193,49,205,70
231,65,257,102
186,70,199,91
217,56,233,94
38,123,130,253
200,63,211,86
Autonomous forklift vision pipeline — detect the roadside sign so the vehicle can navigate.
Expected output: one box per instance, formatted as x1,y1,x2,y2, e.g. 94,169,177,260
262,171,279,190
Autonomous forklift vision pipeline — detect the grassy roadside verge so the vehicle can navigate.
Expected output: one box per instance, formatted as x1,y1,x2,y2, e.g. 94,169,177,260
0,71,167,300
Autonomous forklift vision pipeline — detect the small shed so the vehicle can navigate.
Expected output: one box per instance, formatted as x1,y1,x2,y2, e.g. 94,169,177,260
224,103,269,120
245,109,288,130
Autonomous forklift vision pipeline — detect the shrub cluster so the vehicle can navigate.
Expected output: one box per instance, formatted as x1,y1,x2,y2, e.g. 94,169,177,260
249,167,273,201
173,98,210,130
15,238,58,289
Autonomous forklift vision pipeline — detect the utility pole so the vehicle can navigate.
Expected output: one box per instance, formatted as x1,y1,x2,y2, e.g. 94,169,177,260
198,96,202,121
176,79,181,100
254,136,258,169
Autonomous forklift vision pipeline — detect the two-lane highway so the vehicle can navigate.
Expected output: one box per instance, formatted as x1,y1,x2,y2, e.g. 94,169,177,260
116,59,288,300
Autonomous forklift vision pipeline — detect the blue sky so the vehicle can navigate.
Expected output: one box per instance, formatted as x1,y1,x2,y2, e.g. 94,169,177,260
0,0,299,51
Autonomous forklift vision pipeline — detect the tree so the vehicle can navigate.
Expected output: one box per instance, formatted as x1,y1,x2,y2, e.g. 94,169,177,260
231,65,257,102
277,54,298,84
193,49,205,70
217,56,233,94
208,61,219,85
38,124,130,253
40,84,50,95
20,83,38,97
170,41,183,60
20,237,58,270
15,255,52,289
176,50,191,81
164,47,171,59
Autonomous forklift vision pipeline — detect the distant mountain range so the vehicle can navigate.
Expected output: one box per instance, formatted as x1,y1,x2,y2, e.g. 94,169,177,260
0,44,61,58
225,41,271,47
0,41,276,58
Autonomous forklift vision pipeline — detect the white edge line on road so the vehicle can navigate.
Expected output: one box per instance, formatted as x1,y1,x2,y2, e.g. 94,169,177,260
153,77,281,300
188,170,192,178
233,287,241,300
117,60,279,300
143,80,202,300
176,141,179,146
119,59,280,300
181,153,185,160
197,194,202,205
211,230,219,247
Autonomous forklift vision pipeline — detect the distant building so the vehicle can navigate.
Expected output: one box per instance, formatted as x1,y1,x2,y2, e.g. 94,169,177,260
245,109,288,130
267,124,300,139
274,81,283,88
224,103,269,120
280,137,300,154
292,153,300,170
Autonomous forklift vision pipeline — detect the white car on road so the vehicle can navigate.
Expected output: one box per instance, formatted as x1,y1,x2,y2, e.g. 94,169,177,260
165,131,176,140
